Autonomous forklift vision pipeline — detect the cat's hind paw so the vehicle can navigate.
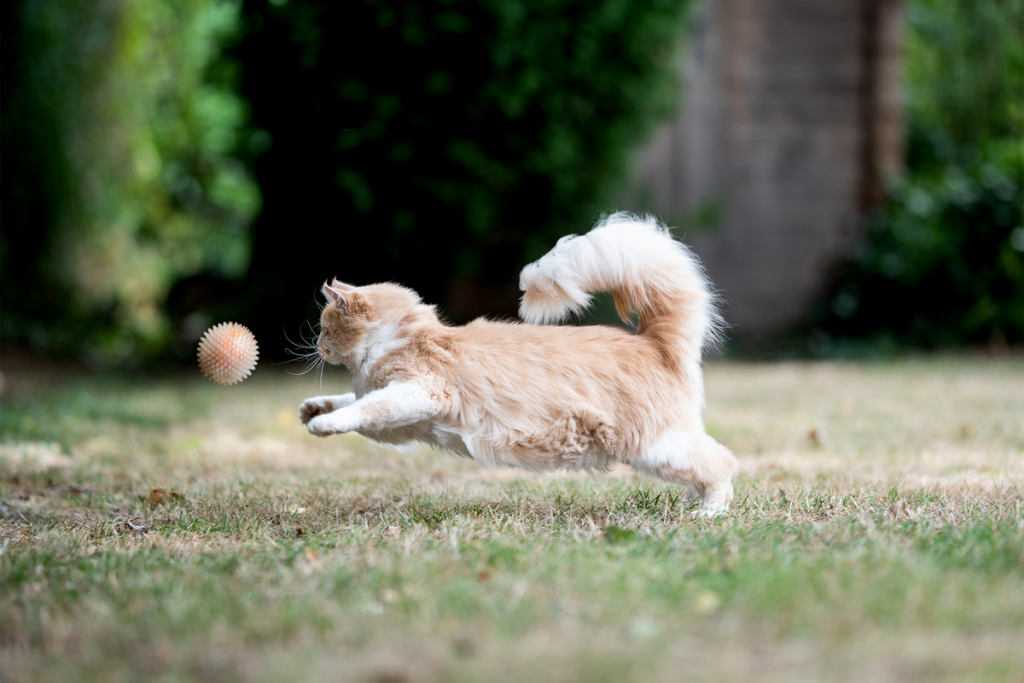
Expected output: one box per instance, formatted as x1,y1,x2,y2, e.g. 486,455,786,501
691,482,733,519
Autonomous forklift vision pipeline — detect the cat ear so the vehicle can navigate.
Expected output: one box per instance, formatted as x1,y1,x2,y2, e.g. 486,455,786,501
322,282,349,309
330,278,356,292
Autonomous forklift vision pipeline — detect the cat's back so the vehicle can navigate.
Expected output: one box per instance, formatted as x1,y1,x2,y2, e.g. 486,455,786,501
456,318,635,354
450,318,665,385
438,318,690,443
368,317,678,416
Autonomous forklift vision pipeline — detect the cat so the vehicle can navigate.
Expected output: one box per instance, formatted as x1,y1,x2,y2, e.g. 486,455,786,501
299,212,738,515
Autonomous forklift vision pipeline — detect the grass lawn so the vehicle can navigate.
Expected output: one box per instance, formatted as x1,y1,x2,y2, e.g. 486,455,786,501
1,354,1022,682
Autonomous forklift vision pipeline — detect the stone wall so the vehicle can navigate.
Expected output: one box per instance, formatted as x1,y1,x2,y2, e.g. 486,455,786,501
632,0,903,336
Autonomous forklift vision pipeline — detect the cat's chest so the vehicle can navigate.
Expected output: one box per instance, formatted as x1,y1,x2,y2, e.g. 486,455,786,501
352,358,419,398
351,368,397,398
352,372,374,398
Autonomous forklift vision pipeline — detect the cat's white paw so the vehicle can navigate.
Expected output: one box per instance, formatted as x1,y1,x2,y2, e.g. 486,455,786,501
299,398,331,425
299,394,355,424
691,502,730,519
307,410,361,437
692,482,733,518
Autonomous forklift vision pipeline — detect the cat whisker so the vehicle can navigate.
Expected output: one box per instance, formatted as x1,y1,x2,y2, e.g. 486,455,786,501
287,353,326,377
277,346,320,368
284,347,319,358
280,323,326,374
302,318,321,339
283,326,318,351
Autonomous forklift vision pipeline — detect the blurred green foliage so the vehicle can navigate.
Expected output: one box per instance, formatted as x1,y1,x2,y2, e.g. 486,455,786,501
903,0,1022,167
235,0,695,350
1,0,259,363
826,147,1022,348
3,0,695,361
821,0,1024,348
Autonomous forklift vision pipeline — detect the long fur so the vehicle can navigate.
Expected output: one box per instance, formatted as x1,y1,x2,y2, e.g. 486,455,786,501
300,212,738,515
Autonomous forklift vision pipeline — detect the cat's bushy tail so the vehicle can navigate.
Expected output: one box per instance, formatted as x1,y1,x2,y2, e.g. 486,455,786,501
518,212,722,374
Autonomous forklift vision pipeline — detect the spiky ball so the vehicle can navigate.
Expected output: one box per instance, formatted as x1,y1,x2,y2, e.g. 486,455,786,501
197,322,259,385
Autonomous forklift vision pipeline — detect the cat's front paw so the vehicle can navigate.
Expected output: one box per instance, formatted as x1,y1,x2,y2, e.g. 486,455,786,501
307,410,360,437
299,397,337,424
299,394,357,424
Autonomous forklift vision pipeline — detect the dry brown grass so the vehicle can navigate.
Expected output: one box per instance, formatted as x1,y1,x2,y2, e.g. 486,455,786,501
1,355,1022,682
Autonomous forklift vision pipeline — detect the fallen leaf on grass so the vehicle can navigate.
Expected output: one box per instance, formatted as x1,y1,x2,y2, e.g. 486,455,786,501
145,488,183,506
374,667,409,683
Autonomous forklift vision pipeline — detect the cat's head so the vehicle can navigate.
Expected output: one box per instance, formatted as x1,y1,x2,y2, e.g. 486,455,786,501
317,279,424,368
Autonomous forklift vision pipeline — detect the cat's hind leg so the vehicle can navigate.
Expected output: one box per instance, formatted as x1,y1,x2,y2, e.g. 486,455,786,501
630,430,737,517
306,382,439,437
299,393,356,424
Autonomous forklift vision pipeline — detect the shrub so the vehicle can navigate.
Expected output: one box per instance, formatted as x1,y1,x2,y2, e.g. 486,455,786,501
819,0,1023,349
232,0,693,353
824,144,1023,347
1,0,258,362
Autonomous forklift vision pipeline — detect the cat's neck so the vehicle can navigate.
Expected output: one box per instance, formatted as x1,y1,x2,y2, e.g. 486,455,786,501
344,305,444,379
343,321,406,377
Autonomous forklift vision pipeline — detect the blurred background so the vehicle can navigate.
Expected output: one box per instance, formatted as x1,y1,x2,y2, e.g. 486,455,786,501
1,0,1021,366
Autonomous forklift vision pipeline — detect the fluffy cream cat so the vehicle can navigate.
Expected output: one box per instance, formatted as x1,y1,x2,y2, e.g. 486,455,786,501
299,213,737,515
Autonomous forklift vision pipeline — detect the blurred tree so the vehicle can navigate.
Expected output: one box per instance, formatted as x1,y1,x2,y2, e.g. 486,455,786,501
818,0,1023,349
232,0,693,355
1,0,259,363
3,0,696,362
902,0,1023,170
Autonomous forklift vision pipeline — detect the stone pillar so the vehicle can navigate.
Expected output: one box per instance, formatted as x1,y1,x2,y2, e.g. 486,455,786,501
631,0,903,336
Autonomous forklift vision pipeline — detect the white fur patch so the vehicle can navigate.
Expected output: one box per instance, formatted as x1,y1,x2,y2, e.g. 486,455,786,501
367,382,437,428
298,393,356,424
518,212,720,359
306,381,438,436
307,407,363,435
351,322,407,393
637,429,694,473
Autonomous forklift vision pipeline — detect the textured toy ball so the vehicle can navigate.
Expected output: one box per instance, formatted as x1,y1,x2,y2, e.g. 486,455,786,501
197,322,259,385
